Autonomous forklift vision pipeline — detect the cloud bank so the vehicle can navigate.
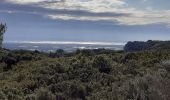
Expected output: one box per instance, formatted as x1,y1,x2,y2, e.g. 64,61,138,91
3,0,170,26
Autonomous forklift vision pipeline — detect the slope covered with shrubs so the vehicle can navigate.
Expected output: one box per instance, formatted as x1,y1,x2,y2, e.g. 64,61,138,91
124,40,170,52
1,48,170,100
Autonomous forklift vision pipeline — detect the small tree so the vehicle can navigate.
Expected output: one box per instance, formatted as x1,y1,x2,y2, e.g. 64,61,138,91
92,56,112,74
0,23,6,48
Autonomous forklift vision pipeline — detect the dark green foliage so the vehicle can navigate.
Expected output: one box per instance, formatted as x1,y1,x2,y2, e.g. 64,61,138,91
36,88,55,100
1,48,170,100
124,40,170,52
2,56,18,71
93,56,112,74
0,23,6,48
49,49,65,58
162,61,170,73
124,41,150,52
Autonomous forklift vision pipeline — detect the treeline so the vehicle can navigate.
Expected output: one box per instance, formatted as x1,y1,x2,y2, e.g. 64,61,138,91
124,40,170,52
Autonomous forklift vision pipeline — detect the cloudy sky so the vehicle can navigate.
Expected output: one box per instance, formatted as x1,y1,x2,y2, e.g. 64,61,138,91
0,0,170,42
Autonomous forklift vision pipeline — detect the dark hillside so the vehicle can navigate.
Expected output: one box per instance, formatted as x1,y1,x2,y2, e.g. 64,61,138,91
124,40,170,52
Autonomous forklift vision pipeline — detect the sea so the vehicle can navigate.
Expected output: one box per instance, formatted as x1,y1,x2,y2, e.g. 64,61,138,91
3,41,125,52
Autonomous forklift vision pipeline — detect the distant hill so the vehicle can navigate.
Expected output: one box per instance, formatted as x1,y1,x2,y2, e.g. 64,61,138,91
124,40,170,52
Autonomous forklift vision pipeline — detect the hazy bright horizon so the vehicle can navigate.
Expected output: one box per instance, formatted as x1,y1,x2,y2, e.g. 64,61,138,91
0,0,170,42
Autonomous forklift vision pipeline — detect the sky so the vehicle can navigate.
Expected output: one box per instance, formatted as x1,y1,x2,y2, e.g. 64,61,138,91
0,0,170,42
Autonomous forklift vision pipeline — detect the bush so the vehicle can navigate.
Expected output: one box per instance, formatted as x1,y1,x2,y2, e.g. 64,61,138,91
92,56,112,74
25,94,36,100
162,60,170,73
36,88,55,100
68,81,87,99
1,87,24,100
0,91,6,100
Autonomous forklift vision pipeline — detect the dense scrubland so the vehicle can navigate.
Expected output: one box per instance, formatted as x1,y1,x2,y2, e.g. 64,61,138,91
1,47,170,100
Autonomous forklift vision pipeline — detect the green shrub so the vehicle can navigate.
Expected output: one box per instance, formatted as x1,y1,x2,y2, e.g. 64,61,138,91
0,91,6,100
92,56,112,74
162,60,170,73
67,81,87,99
25,94,36,100
36,88,55,100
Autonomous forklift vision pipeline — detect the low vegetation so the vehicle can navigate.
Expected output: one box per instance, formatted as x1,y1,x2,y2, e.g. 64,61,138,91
1,47,170,100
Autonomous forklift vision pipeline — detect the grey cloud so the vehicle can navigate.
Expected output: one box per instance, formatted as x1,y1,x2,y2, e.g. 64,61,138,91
0,2,130,18
2,0,170,26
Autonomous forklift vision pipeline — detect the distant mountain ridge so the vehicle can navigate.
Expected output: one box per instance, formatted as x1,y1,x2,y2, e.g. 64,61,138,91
124,40,170,52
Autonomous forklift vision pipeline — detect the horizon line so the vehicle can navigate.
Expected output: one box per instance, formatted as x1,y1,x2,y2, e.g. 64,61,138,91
3,41,126,45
